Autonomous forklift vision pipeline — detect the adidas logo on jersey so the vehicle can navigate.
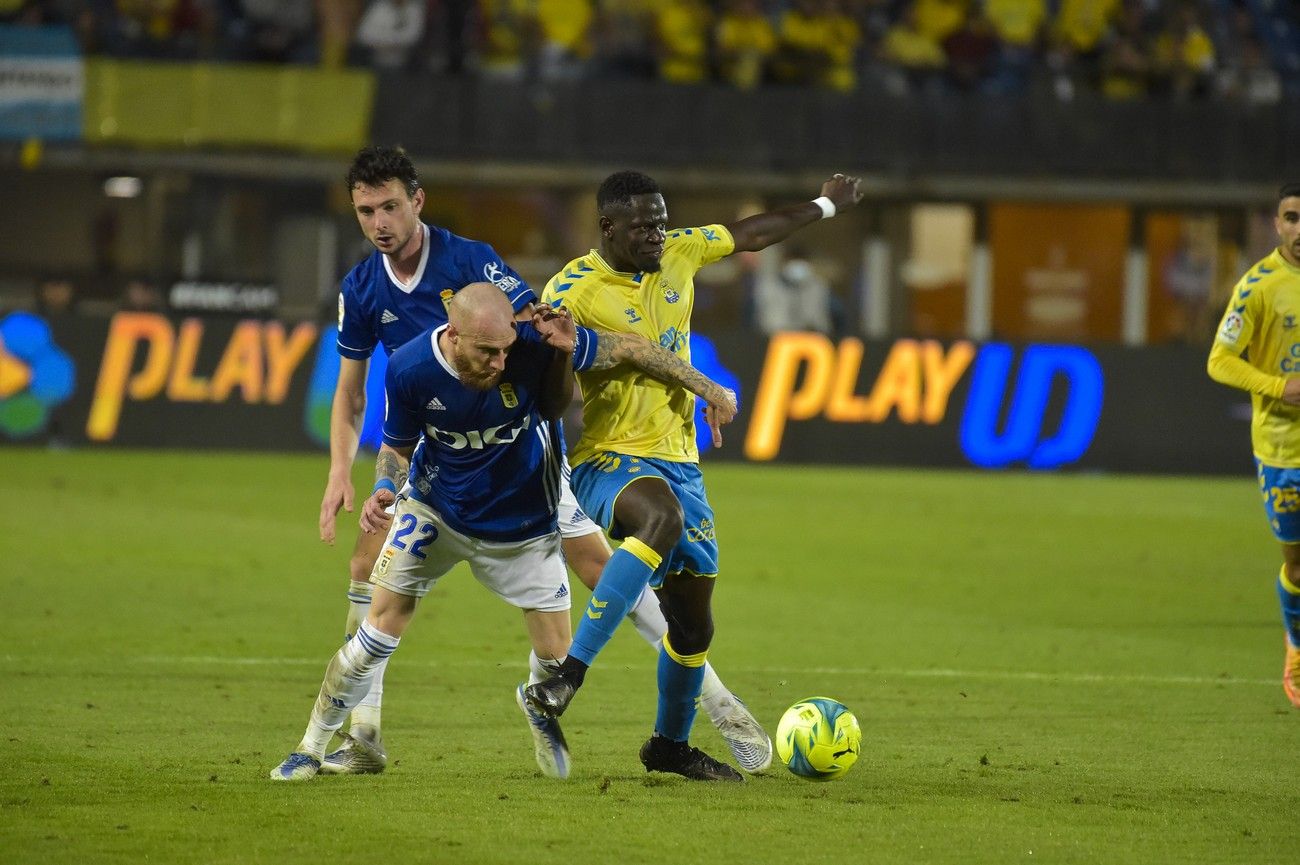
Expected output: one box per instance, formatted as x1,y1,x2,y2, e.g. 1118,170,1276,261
380,309,400,324
553,584,569,600
426,398,446,411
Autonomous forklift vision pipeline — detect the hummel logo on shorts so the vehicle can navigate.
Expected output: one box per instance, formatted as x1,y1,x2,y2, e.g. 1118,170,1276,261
381,309,400,324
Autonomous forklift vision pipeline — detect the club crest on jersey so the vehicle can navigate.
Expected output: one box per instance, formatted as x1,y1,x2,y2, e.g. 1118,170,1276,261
484,262,521,294
440,288,455,308
663,281,680,304
498,383,518,407
1220,311,1243,344
1287,314,1297,329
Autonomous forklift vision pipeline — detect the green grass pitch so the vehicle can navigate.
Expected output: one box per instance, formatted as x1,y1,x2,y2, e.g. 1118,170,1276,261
1,448,1296,864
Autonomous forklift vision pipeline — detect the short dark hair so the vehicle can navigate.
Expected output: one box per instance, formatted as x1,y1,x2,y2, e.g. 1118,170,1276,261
597,170,660,211
1280,182,1300,201
347,145,420,196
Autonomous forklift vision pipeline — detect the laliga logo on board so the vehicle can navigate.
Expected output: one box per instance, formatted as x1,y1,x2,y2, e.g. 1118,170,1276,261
0,312,75,438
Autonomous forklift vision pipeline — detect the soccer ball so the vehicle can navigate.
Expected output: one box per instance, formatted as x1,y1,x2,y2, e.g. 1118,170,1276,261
775,697,861,781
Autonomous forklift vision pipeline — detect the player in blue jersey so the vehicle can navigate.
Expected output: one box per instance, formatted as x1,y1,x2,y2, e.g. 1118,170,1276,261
1208,182,1300,708
315,147,766,775
526,169,863,781
275,282,739,780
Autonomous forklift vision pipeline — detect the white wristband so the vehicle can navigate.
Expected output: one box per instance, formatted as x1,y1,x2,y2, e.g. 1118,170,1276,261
811,196,836,220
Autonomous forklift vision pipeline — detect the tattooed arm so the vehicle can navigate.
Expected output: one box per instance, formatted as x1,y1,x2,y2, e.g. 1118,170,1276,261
530,303,738,442
592,331,737,427
360,443,413,535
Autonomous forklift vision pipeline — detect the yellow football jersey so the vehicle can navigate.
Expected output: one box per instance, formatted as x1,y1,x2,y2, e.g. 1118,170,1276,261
1209,249,1300,466
541,223,735,466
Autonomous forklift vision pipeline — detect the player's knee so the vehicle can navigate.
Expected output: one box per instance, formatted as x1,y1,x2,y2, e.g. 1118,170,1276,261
667,617,713,656
643,500,685,555
563,536,610,591
349,551,378,583
1286,559,1300,587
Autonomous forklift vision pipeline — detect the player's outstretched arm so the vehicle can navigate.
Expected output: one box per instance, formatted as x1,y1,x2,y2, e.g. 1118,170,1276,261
360,443,413,535
320,356,369,544
592,331,738,427
725,173,864,253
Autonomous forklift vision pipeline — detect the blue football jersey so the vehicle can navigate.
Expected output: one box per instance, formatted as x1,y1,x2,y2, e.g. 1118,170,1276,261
382,321,599,542
337,223,536,360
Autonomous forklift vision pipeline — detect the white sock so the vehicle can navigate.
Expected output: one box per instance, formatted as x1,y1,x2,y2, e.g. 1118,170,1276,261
344,580,373,640
344,581,384,731
350,656,387,731
528,649,564,686
297,620,400,758
698,663,731,720
627,585,669,648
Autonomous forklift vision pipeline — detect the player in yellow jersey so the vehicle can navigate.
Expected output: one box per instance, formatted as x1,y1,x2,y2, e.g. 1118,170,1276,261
525,169,862,780
1207,182,1300,708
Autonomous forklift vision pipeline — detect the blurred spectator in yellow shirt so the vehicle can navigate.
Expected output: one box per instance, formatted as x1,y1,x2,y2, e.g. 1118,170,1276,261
1052,0,1119,56
535,0,594,79
880,1,946,93
1047,0,1119,99
981,0,1044,92
479,0,538,79
1098,1,1152,100
772,0,861,91
715,0,776,90
822,0,863,92
983,0,1044,48
654,0,712,84
1152,2,1215,98
913,0,969,43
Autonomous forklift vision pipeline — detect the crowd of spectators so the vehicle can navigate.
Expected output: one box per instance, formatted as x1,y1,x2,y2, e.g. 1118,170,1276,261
2,0,1295,103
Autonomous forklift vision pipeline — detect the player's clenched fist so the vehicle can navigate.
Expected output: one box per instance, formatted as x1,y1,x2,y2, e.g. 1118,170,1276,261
821,173,863,211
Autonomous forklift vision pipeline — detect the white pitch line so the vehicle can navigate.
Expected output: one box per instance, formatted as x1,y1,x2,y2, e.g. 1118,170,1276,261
123,655,1276,688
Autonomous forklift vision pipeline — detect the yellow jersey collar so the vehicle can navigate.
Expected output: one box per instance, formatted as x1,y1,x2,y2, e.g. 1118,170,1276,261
1273,248,1300,276
589,250,646,285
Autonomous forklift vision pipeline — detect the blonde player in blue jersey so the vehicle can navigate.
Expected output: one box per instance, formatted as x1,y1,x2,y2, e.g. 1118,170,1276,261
1208,181,1300,709
525,169,863,780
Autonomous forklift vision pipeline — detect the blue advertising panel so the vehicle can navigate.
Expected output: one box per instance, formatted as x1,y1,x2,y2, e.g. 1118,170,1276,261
0,25,83,141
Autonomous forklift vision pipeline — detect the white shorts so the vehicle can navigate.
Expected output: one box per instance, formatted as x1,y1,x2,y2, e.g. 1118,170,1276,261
371,495,572,612
558,471,602,539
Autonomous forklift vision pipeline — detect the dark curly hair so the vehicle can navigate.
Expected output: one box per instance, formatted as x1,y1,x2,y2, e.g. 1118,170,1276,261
597,170,661,212
346,145,420,196
1280,182,1300,202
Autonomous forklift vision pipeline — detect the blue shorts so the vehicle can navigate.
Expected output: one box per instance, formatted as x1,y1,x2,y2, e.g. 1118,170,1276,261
1256,459,1300,543
570,453,718,587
